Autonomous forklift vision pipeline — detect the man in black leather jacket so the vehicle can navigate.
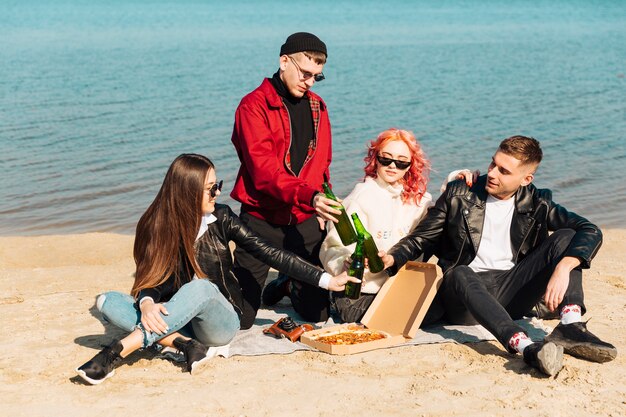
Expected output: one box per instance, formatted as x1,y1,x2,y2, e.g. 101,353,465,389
382,135,616,376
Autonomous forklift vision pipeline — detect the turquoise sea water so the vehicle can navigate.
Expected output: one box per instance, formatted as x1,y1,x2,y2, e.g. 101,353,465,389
1,0,625,235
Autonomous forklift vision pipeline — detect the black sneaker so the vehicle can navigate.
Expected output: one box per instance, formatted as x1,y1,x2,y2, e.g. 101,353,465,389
76,340,123,385
262,273,291,307
530,299,560,320
544,321,617,363
523,342,564,376
173,337,212,374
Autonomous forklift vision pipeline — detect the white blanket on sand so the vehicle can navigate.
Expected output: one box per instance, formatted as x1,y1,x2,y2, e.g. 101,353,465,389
163,302,550,358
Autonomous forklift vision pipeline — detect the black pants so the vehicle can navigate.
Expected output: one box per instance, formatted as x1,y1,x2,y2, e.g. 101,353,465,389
233,210,329,329
331,292,377,324
331,291,445,326
440,229,585,352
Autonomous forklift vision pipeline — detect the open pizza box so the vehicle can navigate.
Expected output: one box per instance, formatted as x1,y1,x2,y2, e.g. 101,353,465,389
300,261,442,355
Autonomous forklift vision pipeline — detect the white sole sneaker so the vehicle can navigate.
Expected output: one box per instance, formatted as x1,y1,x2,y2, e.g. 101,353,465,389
158,346,185,363
536,343,564,376
190,344,230,375
75,367,115,385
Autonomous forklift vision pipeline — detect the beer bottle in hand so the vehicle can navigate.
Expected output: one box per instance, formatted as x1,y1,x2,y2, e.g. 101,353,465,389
322,183,357,245
350,213,385,273
345,234,364,300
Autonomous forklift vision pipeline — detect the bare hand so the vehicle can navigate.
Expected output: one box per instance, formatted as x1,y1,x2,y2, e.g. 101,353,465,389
379,250,395,269
316,216,326,231
544,270,569,312
140,300,170,335
457,169,480,187
328,272,361,292
313,194,342,223
543,257,579,311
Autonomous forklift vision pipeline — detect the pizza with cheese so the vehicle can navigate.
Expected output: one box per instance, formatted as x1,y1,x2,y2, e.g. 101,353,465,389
312,326,389,345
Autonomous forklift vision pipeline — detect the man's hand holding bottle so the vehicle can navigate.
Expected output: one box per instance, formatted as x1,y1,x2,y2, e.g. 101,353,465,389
378,250,395,270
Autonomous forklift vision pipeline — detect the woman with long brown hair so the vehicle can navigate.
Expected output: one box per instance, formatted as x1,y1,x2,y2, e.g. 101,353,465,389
76,153,356,385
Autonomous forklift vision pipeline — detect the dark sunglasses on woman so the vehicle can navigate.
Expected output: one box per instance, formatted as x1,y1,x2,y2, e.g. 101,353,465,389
376,155,411,170
206,180,223,198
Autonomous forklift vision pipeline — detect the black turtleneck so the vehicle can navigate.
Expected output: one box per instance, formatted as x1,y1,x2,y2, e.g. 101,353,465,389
270,71,314,176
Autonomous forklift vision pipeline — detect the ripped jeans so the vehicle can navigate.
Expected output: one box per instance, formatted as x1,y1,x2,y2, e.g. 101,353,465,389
97,279,240,348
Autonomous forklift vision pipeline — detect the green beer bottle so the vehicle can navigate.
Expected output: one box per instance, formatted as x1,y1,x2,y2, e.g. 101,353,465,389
350,212,385,273
345,234,364,300
321,183,357,246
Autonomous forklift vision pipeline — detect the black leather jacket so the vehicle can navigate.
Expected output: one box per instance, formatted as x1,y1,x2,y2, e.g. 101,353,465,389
137,204,324,319
387,175,602,276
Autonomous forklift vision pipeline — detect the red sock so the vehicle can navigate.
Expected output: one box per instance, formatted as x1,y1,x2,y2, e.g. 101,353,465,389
508,332,533,354
560,304,582,324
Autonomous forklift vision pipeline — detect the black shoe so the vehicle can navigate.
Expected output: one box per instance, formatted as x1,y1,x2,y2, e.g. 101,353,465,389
523,342,564,376
173,337,212,374
544,321,617,363
530,299,560,320
262,273,291,307
76,340,123,385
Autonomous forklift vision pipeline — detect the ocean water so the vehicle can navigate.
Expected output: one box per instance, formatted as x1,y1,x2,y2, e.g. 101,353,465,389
1,0,625,235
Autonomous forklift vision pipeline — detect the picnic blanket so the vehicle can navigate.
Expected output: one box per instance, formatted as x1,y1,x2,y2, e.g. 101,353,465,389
161,302,551,359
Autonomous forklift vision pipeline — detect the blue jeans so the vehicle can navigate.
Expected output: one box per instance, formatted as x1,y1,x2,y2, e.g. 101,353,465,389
98,279,240,348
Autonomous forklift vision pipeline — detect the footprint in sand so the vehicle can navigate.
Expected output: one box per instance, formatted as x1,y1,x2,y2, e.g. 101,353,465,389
0,296,24,305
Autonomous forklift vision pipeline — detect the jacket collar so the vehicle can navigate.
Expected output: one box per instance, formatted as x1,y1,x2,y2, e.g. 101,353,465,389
462,175,489,207
465,175,534,214
260,77,325,111
196,213,217,241
514,184,535,214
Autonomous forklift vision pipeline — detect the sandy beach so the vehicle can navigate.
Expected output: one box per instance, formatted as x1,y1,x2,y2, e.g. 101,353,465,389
0,230,624,416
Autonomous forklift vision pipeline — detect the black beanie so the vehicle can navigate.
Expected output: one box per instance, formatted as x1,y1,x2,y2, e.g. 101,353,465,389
280,32,327,57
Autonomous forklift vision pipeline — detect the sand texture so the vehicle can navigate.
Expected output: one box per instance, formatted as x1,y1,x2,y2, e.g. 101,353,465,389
0,231,624,416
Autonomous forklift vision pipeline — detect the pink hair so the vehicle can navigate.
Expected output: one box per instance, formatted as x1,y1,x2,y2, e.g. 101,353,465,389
363,128,431,204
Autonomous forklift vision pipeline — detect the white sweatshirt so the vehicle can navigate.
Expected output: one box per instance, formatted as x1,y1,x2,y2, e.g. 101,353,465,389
319,176,433,294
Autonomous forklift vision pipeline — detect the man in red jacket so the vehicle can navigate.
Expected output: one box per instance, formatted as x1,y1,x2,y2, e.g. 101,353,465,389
230,32,339,328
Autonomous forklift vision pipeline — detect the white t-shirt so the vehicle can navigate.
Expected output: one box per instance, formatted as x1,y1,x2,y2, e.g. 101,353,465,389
468,194,516,273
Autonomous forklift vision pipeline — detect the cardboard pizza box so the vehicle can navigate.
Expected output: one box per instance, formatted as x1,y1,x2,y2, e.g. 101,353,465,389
300,261,442,355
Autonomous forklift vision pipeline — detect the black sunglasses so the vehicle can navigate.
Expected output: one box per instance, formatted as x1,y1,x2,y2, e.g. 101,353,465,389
376,155,411,170
206,180,223,198
289,55,325,82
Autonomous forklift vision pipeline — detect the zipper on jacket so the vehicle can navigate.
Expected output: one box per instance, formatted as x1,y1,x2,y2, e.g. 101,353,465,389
449,209,471,269
282,100,317,227
282,100,316,177
449,238,467,270
209,233,241,315
514,225,532,263
282,102,297,177
280,103,295,227
513,202,543,262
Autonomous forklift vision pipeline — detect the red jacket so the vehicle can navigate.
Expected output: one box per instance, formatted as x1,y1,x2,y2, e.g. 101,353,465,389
230,78,332,225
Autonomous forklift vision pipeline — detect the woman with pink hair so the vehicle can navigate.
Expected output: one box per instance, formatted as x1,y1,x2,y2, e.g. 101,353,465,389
319,128,472,323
